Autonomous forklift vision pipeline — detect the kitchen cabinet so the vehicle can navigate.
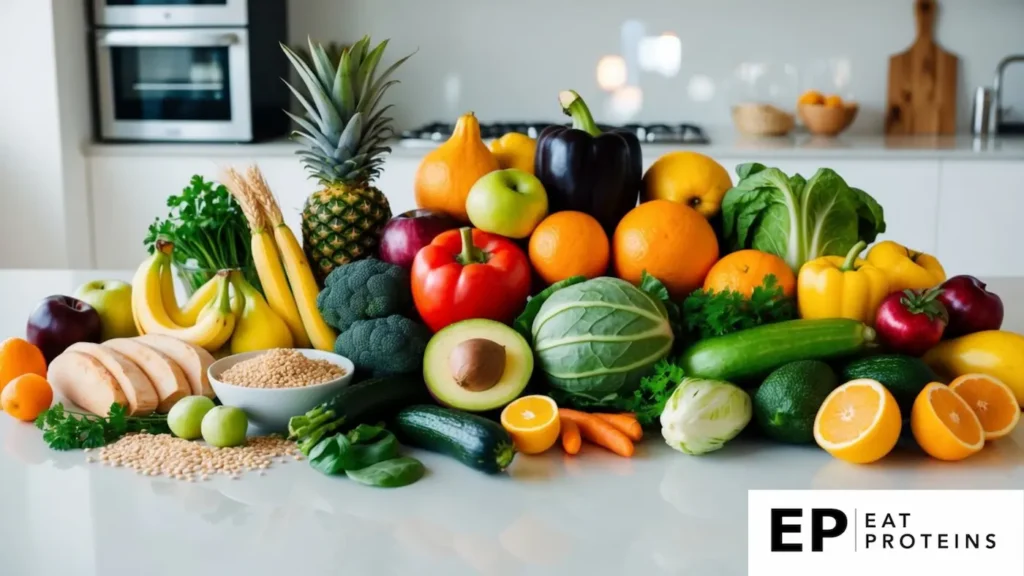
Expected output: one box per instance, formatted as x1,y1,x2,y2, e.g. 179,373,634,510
936,161,1024,277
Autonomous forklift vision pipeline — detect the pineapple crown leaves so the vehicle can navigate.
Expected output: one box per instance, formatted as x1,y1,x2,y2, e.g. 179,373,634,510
281,36,415,185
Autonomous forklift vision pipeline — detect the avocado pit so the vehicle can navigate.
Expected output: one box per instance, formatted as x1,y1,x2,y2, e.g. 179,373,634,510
449,338,506,392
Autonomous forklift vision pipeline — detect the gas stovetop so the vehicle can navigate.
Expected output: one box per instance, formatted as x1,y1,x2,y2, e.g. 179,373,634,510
399,122,710,145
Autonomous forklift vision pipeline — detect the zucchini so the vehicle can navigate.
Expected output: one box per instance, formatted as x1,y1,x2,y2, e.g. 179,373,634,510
393,405,516,474
289,375,431,454
679,319,875,383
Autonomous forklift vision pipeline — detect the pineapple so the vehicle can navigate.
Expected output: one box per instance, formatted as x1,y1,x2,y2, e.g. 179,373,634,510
282,36,413,284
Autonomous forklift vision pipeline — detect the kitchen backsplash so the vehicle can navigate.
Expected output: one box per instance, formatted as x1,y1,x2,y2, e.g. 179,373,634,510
288,0,1024,133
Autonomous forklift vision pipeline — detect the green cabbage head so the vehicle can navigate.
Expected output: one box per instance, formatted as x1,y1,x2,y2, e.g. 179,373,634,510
531,277,673,408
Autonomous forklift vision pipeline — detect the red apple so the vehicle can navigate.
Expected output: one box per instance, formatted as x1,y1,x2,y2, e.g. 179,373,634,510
26,295,102,363
875,288,948,356
379,210,460,269
936,275,1004,337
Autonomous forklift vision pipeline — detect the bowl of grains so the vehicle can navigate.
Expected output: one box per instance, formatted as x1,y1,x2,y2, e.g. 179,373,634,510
208,348,354,432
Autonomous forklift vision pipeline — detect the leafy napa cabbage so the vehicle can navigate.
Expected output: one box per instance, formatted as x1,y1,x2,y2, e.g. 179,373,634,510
720,163,886,272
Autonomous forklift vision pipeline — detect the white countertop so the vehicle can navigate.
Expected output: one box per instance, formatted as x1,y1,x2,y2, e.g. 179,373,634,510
83,131,1024,161
2,270,1024,576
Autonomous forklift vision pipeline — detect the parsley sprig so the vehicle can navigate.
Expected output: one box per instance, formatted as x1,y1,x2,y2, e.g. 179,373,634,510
622,359,686,427
682,274,795,341
143,175,255,292
35,403,170,451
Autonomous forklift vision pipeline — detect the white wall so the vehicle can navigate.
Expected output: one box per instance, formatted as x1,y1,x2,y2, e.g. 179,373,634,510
289,0,1024,132
0,0,92,269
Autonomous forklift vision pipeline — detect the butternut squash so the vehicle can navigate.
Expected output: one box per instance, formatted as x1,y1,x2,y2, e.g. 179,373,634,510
48,351,127,417
414,112,499,222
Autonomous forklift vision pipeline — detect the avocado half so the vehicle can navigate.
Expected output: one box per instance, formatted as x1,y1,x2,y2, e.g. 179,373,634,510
423,319,533,412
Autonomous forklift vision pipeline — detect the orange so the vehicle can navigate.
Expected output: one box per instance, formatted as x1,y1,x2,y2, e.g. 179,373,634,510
813,379,901,464
500,395,561,455
798,90,825,106
0,337,48,395
1,373,53,422
640,151,732,218
613,200,719,300
824,94,845,108
949,374,1020,440
702,250,796,298
911,382,984,461
529,211,609,284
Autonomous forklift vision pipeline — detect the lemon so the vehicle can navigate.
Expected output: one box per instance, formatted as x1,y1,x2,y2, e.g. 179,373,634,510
641,152,732,218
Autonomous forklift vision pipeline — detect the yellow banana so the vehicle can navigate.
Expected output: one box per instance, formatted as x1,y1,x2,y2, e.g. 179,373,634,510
131,243,236,351
229,270,294,354
273,223,336,351
160,259,221,327
251,230,311,347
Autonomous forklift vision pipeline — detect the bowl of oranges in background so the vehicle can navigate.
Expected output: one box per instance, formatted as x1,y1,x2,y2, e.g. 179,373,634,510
797,90,859,136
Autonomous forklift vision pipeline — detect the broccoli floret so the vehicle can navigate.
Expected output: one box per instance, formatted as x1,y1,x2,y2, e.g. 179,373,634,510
334,315,430,379
317,259,413,331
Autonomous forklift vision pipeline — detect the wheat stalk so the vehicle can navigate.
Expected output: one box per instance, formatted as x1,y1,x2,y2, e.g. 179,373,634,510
221,166,267,233
246,166,286,228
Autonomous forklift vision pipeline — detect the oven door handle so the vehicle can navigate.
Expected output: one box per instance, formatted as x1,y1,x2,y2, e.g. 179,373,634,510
97,30,241,47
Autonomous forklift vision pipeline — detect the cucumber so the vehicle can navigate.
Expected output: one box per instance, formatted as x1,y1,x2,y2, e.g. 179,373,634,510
679,319,875,383
839,355,938,413
393,405,516,474
288,375,431,454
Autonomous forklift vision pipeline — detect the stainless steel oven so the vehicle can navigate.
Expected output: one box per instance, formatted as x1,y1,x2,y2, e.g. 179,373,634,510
93,0,249,28
90,0,288,142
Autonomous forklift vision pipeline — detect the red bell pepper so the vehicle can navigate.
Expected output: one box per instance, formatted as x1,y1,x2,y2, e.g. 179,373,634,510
411,227,532,332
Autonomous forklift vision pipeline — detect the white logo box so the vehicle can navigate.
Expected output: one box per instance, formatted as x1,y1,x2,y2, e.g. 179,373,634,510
748,490,1024,576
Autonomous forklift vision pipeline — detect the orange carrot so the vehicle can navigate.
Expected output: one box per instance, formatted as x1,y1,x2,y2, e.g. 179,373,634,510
558,409,634,458
561,419,581,455
595,413,643,441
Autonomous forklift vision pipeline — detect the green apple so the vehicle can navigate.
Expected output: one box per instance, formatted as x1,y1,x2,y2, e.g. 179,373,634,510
168,396,216,440
466,169,548,239
73,280,137,341
201,406,248,448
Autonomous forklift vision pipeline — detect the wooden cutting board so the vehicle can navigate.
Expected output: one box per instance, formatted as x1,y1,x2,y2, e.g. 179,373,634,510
885,0,959,135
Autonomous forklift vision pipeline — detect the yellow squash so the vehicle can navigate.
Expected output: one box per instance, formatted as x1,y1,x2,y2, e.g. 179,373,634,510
489,133,537,174
923,330,1024,407
414,112,499,222
866,241,946,292
797,241,890,325
229,271,294,354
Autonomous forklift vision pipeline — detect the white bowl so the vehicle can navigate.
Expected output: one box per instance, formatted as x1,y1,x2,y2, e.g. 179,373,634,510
207,349,355,433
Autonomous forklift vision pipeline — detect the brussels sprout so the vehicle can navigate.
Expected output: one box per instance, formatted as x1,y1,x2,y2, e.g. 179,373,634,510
660,377,751,455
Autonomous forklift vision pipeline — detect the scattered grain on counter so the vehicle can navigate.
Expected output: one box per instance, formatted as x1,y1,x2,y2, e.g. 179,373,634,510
218,348,344,388
90,433,299,481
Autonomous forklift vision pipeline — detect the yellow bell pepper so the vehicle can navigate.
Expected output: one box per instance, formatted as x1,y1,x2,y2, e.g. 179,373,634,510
923,330,1024,407
488,133,537,174
866,240,946,293
797,241,890,325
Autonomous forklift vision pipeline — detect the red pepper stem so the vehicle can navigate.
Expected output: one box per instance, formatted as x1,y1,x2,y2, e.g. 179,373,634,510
559,90,601,137
840,241,868,272
456,227,485,266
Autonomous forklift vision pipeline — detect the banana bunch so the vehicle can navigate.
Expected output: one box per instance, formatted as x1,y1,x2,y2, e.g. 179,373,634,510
133,166,338,355
131,240,305,354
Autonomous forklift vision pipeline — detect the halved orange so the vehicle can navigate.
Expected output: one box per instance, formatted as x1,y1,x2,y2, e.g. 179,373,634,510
911,382,984,461
948,374,1020,441
500,395,561,455
813,379,901,464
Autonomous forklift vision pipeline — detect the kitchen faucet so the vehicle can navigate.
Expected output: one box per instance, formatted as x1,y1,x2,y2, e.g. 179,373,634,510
993,54,1024,134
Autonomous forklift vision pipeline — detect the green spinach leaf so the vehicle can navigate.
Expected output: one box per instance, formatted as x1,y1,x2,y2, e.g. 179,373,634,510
346,457,425,488
309,436,346,475
346,423,386,445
